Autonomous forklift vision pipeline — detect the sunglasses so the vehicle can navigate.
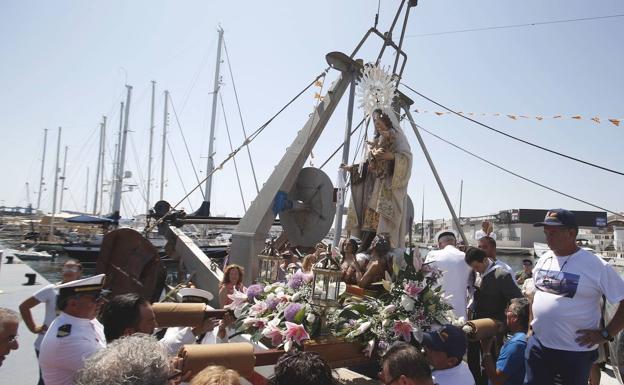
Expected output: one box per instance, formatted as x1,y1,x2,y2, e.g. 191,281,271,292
62,266,81,273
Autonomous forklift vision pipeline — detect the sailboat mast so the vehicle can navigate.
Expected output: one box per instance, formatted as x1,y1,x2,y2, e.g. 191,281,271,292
59,145,69,212
146,80,156,214
99,116,107,214
160,90,169,200
50,127,62,240
111,85,133,219
85,167,89,213
93,120,104,214
203,27,224,215
111,102,124,212
36,128,48,211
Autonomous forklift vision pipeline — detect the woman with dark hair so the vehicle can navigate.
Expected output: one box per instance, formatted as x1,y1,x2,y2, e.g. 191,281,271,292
357,235,392,289
269,351,336,385
340,238,362,285
219,264,245,307
344,108,412,251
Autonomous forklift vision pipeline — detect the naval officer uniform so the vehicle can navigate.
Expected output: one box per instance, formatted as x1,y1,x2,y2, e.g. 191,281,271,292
39,274,106,385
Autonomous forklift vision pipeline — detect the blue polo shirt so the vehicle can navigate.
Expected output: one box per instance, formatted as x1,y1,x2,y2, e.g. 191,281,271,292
492,332,527,385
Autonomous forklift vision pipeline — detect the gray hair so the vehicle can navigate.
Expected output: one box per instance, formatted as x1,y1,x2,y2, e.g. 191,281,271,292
0,307,19,334
509,297,530,330
75,334,171,385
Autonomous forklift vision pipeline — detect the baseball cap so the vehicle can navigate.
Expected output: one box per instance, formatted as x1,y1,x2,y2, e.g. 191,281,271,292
533,209,577,227
421,324,467,359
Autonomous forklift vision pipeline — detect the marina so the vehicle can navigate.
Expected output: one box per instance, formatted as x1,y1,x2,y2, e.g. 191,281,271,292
1,1,624,384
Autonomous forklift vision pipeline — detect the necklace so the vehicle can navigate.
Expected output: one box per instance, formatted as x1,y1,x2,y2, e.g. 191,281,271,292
541,248,580,285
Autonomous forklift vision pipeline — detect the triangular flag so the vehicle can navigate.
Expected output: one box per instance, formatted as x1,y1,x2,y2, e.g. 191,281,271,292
609,119,620,127
536,116,544,121
519,115,529,119
571,115,582,120
507,115,517,120
414,109,420,113
435,112,445,116
494,113,500,117
591,117,601,124
314,80,323,87
553,115,562,119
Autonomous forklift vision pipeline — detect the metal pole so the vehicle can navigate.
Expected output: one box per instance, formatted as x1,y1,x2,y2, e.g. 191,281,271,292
59,145,68,212
403,108,468,245
85,167,89,213
111,102,124,212
99,116,107,214
332,75,356,249
50,127,62,240
203,27,224,214
112,85,132,219
458,179,463,219
147,80,156,214
93,121,103,214
421,188,425,242
36,128,48,210
160,90,169,200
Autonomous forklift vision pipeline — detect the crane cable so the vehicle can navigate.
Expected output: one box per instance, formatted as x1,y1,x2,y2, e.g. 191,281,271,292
400,83,624,177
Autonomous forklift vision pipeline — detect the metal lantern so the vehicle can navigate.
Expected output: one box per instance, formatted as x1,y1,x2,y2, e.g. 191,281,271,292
311,256,343,308
257,254,281,282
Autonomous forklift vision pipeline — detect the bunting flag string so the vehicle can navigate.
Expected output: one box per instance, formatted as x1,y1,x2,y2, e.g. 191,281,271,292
413,108,621,127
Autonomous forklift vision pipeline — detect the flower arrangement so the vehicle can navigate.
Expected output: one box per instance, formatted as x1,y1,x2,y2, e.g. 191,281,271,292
226,253,454,355
330,254,454,356
226,271,322,351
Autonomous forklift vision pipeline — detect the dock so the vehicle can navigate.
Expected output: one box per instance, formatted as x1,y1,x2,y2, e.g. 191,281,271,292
0,252,49,383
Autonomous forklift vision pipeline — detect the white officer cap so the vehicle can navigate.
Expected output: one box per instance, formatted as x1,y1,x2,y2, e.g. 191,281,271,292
176,287,214,303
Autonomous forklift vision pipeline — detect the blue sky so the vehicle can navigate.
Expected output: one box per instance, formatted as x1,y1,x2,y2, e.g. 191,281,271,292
1,0,623,220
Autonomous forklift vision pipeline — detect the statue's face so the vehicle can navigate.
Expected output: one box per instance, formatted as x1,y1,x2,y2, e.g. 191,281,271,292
373,112,389,133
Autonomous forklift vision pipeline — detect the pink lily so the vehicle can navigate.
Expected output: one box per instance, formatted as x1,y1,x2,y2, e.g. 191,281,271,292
262,318,284,346
393,319,415,342
404,281,424,298
284,321,310,351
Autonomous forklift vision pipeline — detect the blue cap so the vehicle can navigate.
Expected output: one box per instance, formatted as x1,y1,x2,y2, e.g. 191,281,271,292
421,324,467,359
533,209,577,227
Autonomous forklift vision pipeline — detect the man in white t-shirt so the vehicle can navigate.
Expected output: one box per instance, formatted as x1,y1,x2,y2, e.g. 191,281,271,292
527,209,624,385
425,230,472,321
422,324,474,385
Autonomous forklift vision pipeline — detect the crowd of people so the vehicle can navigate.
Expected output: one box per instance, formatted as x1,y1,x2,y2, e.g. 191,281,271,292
1,208,623,385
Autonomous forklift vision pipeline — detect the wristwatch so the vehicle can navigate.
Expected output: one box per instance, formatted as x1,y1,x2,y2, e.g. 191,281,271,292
600,328,614,342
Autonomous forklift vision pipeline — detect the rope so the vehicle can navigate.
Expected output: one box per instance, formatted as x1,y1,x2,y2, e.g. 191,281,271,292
405,14,624,38
219,93,247,211
144,69,329,233
223,37,260,194
319,117,366,169
400,83,624,177
166,140,194,212
413,121,623,218
168,93,205,197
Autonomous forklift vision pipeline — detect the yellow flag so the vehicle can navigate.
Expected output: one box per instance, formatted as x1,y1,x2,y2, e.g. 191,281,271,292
609,119,621,127
507,115,517,120
571,115,582,120
435,112,445,116
314,80,323,87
